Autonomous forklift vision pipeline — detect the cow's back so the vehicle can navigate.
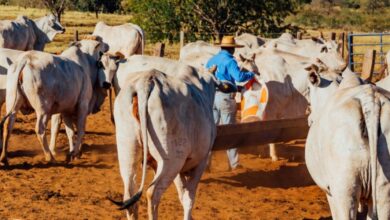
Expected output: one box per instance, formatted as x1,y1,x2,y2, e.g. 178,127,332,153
125,70,216,171
0,17,35,51
116,55,198,89
14,51,88,113
93,22,143,57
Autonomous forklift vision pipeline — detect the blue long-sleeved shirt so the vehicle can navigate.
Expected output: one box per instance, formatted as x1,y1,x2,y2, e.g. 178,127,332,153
205,50,255,85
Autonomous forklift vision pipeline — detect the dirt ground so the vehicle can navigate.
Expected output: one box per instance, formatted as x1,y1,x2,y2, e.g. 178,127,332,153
0,99,331,220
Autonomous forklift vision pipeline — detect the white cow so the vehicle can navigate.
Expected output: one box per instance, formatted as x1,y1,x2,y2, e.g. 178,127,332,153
0,39,108,165
108,65,224,219
93,21,145,57
305,65,390,219
0,48,25,109
263,33,341,58
238,47,347,160
179,33,264,70
0,14,65,51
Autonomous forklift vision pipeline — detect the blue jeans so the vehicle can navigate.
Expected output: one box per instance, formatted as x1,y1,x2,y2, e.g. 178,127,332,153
213,92,239,169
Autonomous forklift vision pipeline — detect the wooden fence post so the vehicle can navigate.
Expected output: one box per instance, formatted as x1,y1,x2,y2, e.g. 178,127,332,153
339,32,345,58
74,29,79,41
154,43,165,57
180,31,185,49
297,32,303,40
361,49,376,82
331,32,336,41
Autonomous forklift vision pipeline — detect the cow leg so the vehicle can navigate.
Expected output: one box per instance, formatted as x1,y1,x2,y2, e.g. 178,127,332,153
147,161,183,220
62,115,75,154
49,114,62,156
116,123,141,219
35,113,55,162
326,188,359,220
0,112,16,166
269,143,278,161
0,92,23,165
174,158,208,220
70,109,88,159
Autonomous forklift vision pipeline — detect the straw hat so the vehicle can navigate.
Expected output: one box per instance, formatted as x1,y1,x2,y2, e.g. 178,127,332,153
215,36,244,48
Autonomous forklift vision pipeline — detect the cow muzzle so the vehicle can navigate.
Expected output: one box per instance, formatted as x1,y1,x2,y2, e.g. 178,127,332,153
102,82,111,89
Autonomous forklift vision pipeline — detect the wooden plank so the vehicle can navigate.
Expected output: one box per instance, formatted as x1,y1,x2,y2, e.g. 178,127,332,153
213,117,309,151
153,43,165,57
361,49,376,82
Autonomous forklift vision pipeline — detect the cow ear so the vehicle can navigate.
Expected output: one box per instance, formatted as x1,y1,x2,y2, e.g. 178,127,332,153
94,42,101,50
238,54,245,62
308,71,321,86
208,65,217,75
305,64,319,73
114,51,125,60
251,53,256,60
6,58,13,67
311,37,324,44
69,41,81,48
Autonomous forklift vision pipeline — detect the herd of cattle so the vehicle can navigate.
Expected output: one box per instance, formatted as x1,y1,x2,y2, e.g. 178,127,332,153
1,13,390,220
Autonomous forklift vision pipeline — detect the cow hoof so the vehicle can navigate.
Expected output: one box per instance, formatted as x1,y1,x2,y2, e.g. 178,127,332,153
66,152,75,163
66,151,81,163
0,159,8,167
44,155,55,162
271,157,279,162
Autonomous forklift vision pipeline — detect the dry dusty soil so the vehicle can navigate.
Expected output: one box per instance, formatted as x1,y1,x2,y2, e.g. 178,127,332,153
0,100,331,219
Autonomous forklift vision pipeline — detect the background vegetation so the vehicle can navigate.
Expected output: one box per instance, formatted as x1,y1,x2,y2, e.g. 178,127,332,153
1,0,389,41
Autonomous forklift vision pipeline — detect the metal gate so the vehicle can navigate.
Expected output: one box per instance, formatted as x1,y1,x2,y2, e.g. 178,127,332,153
347,33,390,74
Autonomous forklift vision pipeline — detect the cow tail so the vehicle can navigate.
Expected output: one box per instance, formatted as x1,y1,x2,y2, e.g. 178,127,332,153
133,24,145,55
0,56,28,136
139,28,145,55
359,86,380,220
116,75,154,210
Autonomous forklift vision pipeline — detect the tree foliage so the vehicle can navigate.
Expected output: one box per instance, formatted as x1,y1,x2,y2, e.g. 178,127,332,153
362,0,385,13
126,0,299,43
74,0,121,14
43,0,67,21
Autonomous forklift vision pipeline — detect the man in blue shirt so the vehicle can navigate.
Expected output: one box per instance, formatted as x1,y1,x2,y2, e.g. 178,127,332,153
206,36,257,170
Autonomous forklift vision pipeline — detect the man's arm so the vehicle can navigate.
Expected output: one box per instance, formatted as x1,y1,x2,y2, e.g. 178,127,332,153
227,59,255,83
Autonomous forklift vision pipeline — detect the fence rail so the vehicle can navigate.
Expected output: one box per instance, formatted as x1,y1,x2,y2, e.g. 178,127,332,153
213,117,309,151
348,32,390,74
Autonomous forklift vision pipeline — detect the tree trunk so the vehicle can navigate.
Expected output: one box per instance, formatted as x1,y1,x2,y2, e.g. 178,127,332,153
57,11,62,22
95,10,99,19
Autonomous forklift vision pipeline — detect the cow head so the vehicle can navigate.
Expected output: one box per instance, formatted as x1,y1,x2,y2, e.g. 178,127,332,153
305,62,343,125
37,14,66,41
316,48,347,73
73,36,109,60
98,52,125,89
237,53,260,77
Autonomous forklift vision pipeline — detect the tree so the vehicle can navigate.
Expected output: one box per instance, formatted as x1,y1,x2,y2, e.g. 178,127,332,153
362,0,385,14
126,0,298,43
43,0,67,22
74,0,121,18
127,0,183,43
